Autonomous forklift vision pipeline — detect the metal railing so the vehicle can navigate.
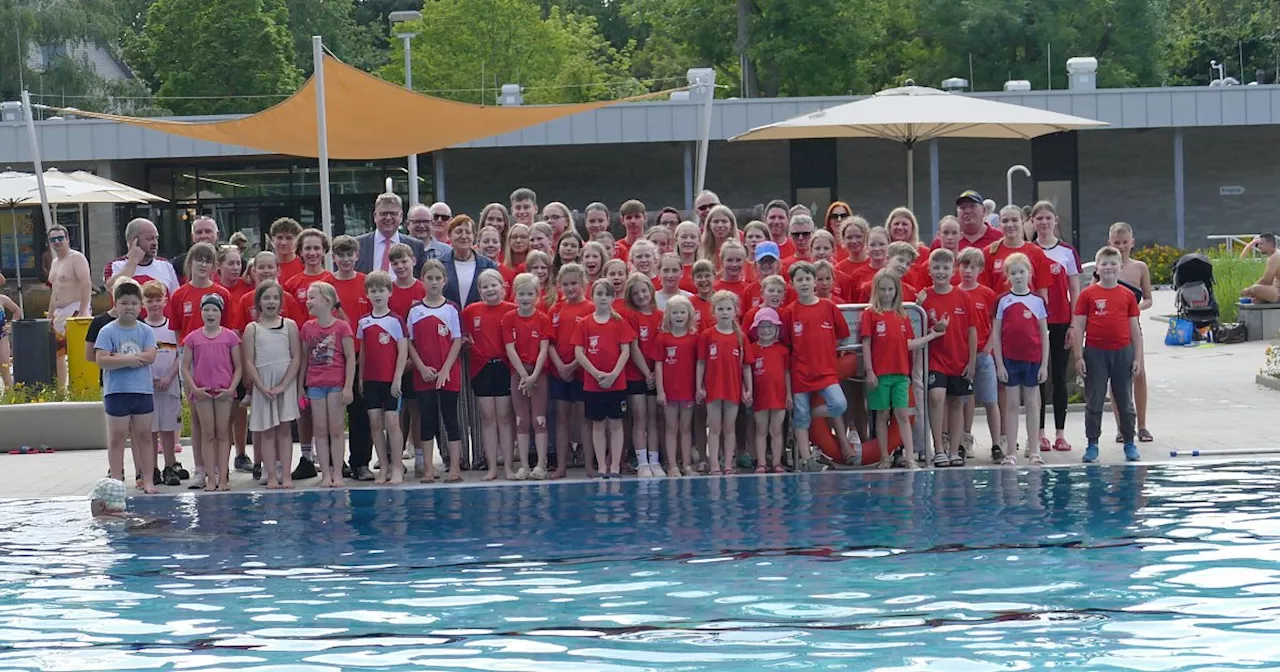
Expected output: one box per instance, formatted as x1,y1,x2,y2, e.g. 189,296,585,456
838,302,931,458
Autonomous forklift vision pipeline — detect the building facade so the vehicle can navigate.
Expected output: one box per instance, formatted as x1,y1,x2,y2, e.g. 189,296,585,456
1,83,1277,279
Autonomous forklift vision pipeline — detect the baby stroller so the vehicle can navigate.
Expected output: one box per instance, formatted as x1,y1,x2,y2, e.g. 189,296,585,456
1172,253,1219,329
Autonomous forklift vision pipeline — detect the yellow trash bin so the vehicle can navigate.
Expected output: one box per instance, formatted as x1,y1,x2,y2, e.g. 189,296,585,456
66,315,98,395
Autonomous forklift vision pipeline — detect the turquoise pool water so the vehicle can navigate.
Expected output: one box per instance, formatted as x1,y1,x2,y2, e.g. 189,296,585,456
1,464,1278,670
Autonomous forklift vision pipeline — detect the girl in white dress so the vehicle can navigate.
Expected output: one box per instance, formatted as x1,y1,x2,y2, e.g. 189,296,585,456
241,280,301,488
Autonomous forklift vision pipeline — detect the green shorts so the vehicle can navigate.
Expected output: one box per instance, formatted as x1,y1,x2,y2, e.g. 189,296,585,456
868,373,910,411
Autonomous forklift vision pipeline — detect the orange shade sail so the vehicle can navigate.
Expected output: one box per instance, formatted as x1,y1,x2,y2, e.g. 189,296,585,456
49,55,674,160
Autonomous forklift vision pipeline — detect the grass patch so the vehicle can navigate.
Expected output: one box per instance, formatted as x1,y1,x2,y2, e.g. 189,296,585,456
0,384,102,405
1209,257,1266,323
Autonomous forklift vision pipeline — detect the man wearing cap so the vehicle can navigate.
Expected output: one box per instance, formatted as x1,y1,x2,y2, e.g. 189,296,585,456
950,190,1003,250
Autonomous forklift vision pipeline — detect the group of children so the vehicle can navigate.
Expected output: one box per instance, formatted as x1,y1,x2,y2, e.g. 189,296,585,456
87,194,1154,492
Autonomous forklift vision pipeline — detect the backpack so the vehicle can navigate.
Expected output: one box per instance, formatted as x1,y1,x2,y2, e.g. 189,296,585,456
1176,281,1212,312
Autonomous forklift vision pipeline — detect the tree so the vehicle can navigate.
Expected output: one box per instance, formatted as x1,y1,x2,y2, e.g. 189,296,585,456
379,0,643,105
127,0,303,115
1162,0,1280,85
286,0,377,74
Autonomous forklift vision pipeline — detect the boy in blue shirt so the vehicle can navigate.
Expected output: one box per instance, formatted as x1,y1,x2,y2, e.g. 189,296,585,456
94,279,159,493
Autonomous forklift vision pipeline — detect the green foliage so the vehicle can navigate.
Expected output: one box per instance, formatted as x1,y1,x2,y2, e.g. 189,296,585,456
0,384,102,406
1161,0,1280,85
1211,257,1266,323
285,0,377,74
1132,244,1186,285
1264,341,1280,378
379,0,644,105
126,0,303,115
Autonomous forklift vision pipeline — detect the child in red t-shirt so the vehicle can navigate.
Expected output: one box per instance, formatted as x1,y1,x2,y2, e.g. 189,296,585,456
387,242,426,472
407,259,465,483
503,273,553,479
1072,246,1142,463
299,281,355,488
283,229,335,307
784,262,854,473
697,290,752,475
748,307,789,473
356,271,407,484
655,295,698,476
861,270,942,469
573,279,635,478
549,263,594,479
656,253,693,311
329,235,373,481
992,253,1050,466
713,240,752,315
463,269,518,481
957,247,1000,461
983,206,1052,299
689,260,716,330
622,272,663,478
918,248,977,468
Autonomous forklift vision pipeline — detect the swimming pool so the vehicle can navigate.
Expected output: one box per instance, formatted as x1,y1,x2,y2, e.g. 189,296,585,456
1,463,1277,670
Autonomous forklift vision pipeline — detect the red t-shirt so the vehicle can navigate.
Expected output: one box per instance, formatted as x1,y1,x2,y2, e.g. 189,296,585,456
501,308,552,369
860,308,915,377
356,312,405,383
462,301,516,373
1038,242,1081,324
166,282,232,340
689,294,712,332
829,268,858,304
657,331,698,402
782,298,851,393
750,341,789,410
571,314,634,392
776,237,797,259
836,257,871,284
331,273,370,352
219,277,254,307
997,292,1048,363
963,283,997,351
919,286,975,376
549,299,594,371
495,263,518,298
698,327,746,403
1074,284,1139,350
300,318,354,388
277,256,304,283
678,263,697,293
936,227,1002,251
389,281,427,322
623,307,663,382
283,270,334,306
713,278,752,315
235,290,303,332
983,241,1053,296
406,300,463,392
742,282,797,316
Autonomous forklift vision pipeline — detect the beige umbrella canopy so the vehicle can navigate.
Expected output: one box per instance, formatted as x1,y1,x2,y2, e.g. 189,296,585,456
730,85,1109,210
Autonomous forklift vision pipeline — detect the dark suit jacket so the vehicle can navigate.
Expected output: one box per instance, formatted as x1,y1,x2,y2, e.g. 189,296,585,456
441,249,498,307
353,231,427,274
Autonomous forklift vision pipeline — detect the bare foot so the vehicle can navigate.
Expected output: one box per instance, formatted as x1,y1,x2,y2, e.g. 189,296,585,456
142,485,157,495
329,478,343,488
204,485,216,492
390,469,404,485
482,471,498,482
549,469,566,480
281,480,294,489
266,482,280,489
218,484,230,492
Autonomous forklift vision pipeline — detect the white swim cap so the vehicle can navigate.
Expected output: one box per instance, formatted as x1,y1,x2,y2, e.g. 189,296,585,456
90,478,127,512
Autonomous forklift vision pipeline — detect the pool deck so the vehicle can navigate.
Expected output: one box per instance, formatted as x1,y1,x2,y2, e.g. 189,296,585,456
3,289,1276,500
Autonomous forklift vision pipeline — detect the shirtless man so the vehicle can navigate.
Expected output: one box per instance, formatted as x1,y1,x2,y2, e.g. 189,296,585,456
1108,222,1154,443
1240,233,1280,303
46,223,93,386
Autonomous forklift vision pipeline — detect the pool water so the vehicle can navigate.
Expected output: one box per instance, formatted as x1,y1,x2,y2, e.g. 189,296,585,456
2,464,1279,671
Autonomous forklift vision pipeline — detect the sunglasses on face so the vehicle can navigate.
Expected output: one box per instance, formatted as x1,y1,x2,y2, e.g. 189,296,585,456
48,235,66,243
829,212,850,220
790,230,813,238
696,203,716,212
433,213,451,221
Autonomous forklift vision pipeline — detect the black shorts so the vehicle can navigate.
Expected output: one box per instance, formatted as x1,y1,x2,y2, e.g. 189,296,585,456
549,376,583,403
928,371,973,397
584,390,627,421
472,360,511,398
399,371,417,400
626,379,649,396
363,381,399,412
104,392,154,418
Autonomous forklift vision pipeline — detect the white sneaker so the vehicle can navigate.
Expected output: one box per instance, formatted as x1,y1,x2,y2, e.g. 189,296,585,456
188,468,206,490
636,464,652,478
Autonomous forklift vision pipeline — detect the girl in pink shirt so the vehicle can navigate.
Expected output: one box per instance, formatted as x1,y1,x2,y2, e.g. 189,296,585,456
180,293,242,491
300,281,356,488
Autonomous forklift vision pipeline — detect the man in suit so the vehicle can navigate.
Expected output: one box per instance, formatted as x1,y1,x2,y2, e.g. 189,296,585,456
354,193,430,274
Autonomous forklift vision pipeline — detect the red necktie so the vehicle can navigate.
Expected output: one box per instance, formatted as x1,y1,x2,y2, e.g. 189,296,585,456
379,235,394,272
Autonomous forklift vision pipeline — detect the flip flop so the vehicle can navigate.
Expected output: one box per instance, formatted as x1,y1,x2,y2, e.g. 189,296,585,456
444,474,463,484
772,465,785,474
1138,429,1154,443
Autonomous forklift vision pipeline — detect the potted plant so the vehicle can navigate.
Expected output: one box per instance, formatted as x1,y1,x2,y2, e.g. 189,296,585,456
0,385,107,451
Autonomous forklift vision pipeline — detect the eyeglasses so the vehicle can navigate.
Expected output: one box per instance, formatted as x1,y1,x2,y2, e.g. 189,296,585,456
432,213,452,221
546,213,565,220
696,203,717,212
48,235,66,243
829,212,850,220
790,230,813,238
407,218,432,225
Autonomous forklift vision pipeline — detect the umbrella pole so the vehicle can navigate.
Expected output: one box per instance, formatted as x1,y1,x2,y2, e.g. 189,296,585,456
20,90,53,309
312,36,334,272
905,141,915,212
7,206,21,314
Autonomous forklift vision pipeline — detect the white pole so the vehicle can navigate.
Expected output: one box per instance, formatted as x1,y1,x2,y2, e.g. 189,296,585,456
312,36,333,270
690,68,716,195
19,90,53,301
1006,164,1030,206
402,34,419,206
906,143,915,212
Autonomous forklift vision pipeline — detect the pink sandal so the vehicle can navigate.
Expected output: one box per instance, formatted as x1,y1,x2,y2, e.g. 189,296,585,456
772,465,785,474
754,466,767,474
1053,438,1073,452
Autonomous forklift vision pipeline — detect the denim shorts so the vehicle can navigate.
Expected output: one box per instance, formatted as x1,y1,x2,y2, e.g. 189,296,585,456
792,384,848,430
973,352,998,404
306,385,343,400
1004,359,1042,388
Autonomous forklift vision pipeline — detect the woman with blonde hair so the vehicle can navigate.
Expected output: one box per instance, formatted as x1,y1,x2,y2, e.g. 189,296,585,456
698,204,740,265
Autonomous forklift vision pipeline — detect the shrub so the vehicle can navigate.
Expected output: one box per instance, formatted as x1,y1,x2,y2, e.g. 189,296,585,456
0,384,102,405
1132,244,1186,285
1265,342,1280,378
1211,257,1266,323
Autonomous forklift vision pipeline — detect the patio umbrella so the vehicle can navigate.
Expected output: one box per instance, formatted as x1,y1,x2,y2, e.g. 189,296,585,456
0,169,166,308
729,85,1108,211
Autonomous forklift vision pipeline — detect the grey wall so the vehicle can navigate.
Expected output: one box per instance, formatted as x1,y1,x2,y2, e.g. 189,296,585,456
1184,126,1280,247
1078,129,1176,250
